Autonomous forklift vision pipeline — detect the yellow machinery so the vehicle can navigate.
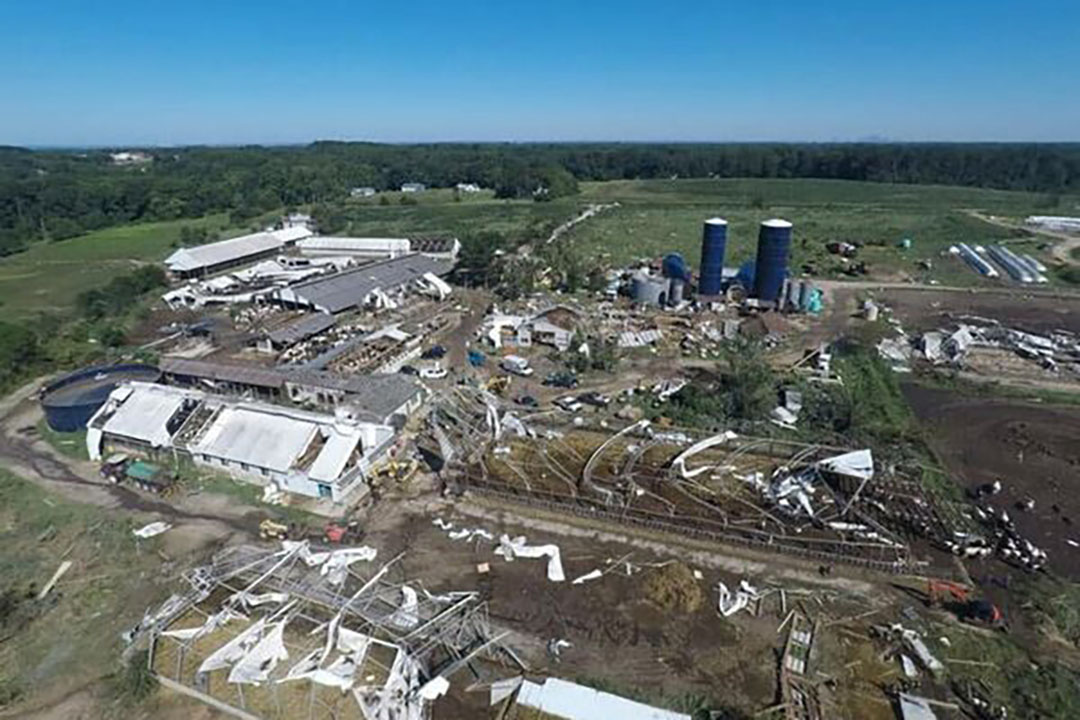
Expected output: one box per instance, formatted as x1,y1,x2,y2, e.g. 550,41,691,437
259,518,289,540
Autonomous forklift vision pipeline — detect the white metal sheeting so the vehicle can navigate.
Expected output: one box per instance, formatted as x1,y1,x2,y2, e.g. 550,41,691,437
165,228,311,273
100,384,187,448
494,535,565,582
194,407,318,473
515,677,692,720
817,449,874,480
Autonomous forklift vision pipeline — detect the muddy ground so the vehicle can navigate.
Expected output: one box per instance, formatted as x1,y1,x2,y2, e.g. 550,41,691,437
877,287,1080,335
362,507,788,716
905,383,1080,581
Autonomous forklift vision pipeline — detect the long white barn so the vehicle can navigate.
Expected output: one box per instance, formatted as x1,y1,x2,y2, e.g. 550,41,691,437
86,382,395,503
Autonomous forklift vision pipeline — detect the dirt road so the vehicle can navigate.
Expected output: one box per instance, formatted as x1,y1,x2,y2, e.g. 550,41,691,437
0,378,257,535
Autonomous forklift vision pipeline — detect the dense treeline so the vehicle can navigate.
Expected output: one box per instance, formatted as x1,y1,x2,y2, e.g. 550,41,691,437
1,142,1079,256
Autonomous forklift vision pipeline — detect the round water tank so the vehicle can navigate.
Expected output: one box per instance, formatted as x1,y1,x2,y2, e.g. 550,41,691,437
661,253,690,282
753,219,793,303
40,363,161,432
699,218,727,296
630,271,667,306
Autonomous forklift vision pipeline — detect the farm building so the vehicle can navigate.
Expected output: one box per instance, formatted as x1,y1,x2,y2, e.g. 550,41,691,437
158,357,425,425
271,254,452,313
297,236,412,259
163,227,312,279
296,236,461,263
400,182,426,192
86,382,396,502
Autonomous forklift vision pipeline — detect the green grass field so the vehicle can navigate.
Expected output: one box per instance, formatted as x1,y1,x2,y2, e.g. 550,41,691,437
1,178,1076,321
0,214,232,319
339,190,584,241
568,179,1075,286
0,470,167,713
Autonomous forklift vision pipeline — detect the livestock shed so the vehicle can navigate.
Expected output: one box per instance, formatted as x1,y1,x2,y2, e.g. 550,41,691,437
158,357,425,425
163,227,312,279
296,236,411,259
259,312,337,351
40,363,161,432
86,382,395,503
272,254,451,313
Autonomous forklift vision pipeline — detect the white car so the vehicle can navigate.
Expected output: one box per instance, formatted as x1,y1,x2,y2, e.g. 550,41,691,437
554,396,583,413
420,364,448,380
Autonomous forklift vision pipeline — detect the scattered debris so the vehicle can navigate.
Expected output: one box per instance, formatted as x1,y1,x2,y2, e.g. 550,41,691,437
132,521,172,539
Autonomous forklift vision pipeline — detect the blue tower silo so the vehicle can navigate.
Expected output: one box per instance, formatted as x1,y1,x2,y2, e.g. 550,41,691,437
699,218,727,296
753,219,792,303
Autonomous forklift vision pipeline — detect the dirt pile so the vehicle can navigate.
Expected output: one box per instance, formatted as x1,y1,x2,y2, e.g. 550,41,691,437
641,562,704,613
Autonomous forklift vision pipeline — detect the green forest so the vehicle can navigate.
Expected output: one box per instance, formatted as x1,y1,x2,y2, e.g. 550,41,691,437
2,142,1078,257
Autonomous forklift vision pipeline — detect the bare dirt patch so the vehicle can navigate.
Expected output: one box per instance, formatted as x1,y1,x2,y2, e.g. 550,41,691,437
904,383,1080,580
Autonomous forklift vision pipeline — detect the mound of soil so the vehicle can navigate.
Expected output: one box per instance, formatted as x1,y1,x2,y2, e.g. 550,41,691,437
641,562,705,613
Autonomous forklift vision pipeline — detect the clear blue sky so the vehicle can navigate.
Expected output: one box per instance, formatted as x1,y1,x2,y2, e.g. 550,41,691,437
3,0,1078,146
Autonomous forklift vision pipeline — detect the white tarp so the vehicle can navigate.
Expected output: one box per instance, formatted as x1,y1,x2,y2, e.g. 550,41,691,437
717,580,760,617
228,620,290,685
281,541,378,586
161,608,246,641
389,586,419,629
198,618,268,674
571,569,603,585
231,591,290,608
495,534,565,582
818,449,874,480
133,521,172,538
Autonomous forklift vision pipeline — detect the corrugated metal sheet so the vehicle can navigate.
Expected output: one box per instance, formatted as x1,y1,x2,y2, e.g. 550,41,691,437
266,313,336,346
281,254,450,313
164,228,311,273
160,358,286,389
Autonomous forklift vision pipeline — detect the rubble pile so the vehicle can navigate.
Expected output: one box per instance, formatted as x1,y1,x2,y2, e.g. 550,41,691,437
881,319,1080,374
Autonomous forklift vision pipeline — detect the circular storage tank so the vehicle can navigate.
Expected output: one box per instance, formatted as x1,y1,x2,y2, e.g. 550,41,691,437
699,218,728,296
753,219,793,303
630,271,667,306
40,363,160,432
661,252,690,282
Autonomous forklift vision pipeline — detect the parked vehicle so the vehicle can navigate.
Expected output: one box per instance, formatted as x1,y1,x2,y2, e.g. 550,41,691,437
501,355,534,376
578,391,611,407
554,396,583,412
419,363,448,379
543,371,579,389
468,350,487,367
399,365,420,376
516,395,539,408
422,345,447,360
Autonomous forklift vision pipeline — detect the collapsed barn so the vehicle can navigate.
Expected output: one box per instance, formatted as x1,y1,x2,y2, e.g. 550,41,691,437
145,541,520,720
428,393,972,572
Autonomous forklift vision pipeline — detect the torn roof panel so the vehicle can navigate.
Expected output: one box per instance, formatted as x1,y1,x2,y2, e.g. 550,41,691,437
818,449,874,480
515,677,692,720
308,429,362,483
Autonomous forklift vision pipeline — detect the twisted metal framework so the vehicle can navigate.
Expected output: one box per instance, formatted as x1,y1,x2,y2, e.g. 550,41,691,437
146,542,523,720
